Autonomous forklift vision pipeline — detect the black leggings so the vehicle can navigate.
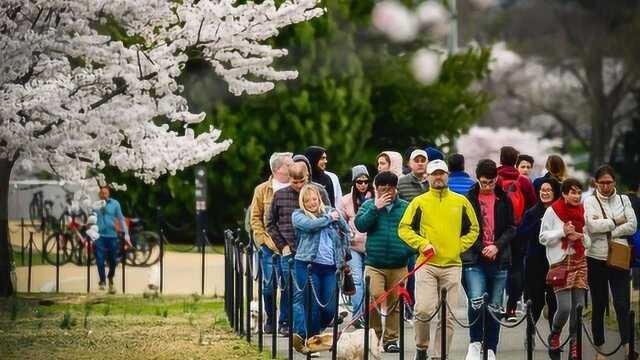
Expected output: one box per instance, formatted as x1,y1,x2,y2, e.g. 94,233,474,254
523,255,557,330
507,247,524,312
587,257,631,346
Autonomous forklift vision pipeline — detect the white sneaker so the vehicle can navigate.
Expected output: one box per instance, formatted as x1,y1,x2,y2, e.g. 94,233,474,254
487,349,496,360
465,342,481,360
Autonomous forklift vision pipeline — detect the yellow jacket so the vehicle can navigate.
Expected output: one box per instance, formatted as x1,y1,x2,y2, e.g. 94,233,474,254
398,188,479,267
249,177,279,252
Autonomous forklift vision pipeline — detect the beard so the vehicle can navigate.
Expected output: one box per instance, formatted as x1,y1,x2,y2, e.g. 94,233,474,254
431,180,447,189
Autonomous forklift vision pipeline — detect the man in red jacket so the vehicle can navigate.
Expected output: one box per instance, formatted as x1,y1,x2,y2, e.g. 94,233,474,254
497,146,537,321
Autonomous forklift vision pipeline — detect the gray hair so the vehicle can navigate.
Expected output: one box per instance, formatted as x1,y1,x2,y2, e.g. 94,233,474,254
269,152,293,173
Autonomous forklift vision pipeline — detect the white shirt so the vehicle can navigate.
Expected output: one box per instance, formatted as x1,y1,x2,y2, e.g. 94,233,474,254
584,190,637,260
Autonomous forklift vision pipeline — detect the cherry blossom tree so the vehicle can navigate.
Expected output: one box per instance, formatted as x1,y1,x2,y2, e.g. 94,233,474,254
0,0,323,296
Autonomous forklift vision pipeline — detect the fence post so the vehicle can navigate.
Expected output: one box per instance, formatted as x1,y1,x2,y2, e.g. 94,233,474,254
481,293,488,360
526,300,534,360
332,270,340,360
55,232,60,293
159,226,165,294
86,242,91,293
441,287,447,359
306,264,313,360
629,311,635,360
399,287,405,360
258,248,264,352
28,232,33,293
364,276,370,360
21,218,25,266
238,244,245,336
201,230,206,296
245,243,252,343
576,304,583,360
121,238,126,294
288,259,294,360
271,254,277,359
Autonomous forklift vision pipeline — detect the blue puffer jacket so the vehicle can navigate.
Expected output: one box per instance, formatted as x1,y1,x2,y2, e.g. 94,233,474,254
292,207,351,268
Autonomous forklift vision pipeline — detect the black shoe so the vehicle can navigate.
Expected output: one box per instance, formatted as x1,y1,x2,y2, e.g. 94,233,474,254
278,326,289,337
384,341,400,353
414,349,428,360
263,322,275,334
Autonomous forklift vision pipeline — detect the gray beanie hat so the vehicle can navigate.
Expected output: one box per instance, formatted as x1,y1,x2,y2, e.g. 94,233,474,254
351,165,369,181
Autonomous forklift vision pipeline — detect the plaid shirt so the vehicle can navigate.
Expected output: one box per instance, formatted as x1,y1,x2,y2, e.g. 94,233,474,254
267,183,330,252
267,187,300,252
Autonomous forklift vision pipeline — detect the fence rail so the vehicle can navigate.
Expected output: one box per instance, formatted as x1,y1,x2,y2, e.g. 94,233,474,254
223,228,639,360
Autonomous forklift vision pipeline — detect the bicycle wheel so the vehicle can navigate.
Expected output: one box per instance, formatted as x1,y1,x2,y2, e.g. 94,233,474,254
133,231,161,267
72,239,95,266
43,232,73,265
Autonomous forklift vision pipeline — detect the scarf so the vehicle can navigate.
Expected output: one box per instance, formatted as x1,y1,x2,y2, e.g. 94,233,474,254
551,198,585,257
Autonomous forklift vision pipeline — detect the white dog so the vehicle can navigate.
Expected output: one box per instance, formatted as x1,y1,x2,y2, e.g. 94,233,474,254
336,329,381,360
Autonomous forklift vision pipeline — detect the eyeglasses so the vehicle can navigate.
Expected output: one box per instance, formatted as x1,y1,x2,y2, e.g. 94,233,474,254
356,180,370,185
479,179,496,187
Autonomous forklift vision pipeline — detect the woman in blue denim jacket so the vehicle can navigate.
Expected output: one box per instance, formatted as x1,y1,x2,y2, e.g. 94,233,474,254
291,184,350,352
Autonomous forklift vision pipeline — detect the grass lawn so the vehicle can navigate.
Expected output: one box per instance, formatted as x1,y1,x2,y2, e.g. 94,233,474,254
0,293,272,360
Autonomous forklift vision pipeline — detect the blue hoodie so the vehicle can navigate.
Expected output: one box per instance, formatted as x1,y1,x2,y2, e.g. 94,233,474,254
448,171,476,196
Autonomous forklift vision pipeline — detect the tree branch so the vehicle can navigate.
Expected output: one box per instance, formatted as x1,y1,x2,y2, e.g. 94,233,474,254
89,72,157,111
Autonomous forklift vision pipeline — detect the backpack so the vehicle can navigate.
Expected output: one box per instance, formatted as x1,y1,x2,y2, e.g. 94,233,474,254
501,178,526,225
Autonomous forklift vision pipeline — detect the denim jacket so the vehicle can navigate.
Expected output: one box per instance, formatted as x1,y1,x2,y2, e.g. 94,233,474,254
292,207,350,268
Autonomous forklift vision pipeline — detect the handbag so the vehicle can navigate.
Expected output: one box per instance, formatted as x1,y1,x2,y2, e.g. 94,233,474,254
594,194,631,271
546,262,568,287
341,266,356,296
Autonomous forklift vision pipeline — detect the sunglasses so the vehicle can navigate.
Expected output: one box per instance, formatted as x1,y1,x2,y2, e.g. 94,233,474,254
355,180,370,185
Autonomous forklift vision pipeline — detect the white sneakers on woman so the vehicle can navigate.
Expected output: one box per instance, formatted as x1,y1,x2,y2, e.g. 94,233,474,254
465,343,496,360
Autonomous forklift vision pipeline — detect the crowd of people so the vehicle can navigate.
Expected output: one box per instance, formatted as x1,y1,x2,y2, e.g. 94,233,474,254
249,145,640,360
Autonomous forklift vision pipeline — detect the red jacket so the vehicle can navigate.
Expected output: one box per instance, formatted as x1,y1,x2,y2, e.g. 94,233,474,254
496,166,538,210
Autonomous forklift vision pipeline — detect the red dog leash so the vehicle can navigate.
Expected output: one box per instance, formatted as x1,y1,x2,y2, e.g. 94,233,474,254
339,248,434,335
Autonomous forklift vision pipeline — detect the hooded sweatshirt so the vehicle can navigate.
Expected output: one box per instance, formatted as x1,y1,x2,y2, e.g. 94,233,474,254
292,154,332,206
305,146,336,206
380,151,404,177
496,165,538,211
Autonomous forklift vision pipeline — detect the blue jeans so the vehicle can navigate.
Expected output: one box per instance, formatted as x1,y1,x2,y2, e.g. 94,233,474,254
293,260,337,338
348,250,365,318
407,254,416,308
95,236,119,284
462,262,508,352
260,246,287,327
279,254,295,326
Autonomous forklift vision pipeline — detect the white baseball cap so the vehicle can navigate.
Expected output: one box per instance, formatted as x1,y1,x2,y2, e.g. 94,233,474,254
409,149,428,161
427,159,449,175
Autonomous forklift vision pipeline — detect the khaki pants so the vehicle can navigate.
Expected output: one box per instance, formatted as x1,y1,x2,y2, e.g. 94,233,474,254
364,266,407,344
414,264,461,359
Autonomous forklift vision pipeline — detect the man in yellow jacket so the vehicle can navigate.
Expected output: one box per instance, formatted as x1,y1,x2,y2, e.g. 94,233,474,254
398,159,480,360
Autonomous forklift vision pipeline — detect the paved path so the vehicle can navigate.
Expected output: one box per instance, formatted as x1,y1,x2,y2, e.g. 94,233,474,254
257,288,633,360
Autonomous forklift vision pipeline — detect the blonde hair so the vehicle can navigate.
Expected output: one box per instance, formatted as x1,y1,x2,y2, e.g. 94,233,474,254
298,184,325,218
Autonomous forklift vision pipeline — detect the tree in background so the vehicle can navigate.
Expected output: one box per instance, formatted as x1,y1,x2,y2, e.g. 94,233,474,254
0,0,324,296
104,0,492,239
461,0,640,172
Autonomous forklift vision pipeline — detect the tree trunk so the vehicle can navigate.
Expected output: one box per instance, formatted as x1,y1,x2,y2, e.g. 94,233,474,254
0,157,15,297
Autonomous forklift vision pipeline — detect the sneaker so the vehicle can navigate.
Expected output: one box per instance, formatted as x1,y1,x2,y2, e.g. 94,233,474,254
414,348,428,360
384,341,400,353
98,282,106,291
548,332,562,360
278,326,289,338
570,339,579,360
108,278,116,294
263,322,275,334
505,308,517,322
487,349,496,360
465,342,481,360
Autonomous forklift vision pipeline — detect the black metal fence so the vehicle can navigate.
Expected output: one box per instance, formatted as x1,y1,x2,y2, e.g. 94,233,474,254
224,228,638,360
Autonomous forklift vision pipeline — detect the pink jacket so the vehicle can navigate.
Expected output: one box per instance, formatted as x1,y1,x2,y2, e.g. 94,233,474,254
339,191,371,253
